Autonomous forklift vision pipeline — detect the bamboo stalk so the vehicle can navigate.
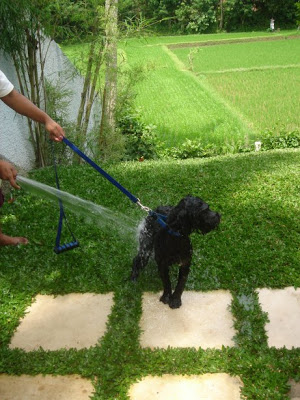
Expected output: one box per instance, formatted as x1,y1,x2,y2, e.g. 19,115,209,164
82,42,105,137
76,40,96,131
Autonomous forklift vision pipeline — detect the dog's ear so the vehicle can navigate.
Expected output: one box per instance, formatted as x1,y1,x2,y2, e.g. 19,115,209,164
167,207,191,235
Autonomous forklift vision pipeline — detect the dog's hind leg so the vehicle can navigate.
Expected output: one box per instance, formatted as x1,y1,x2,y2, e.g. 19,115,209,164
131,221,154,281
169,264,190,309
158,263,172,305
131,251,150,281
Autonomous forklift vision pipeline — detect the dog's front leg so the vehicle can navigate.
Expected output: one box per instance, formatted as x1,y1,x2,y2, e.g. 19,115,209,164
169,265,190,309
158,263,172,305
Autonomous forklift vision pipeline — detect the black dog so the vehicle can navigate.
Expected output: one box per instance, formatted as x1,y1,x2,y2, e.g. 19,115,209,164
131,196,221,309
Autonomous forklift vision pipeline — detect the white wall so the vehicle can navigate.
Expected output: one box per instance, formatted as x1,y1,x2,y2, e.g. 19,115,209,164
0,53,35,170
0,39,99,170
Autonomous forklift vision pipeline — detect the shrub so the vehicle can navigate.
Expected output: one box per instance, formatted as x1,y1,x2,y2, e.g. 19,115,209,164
158,131,300,161
260,130,300,151
162,139,214,159
118,109,161,160
164,139,203,159
175,0,218,33
161,138,252,160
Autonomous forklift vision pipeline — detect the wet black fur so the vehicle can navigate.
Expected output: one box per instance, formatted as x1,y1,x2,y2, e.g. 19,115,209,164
131,195,221,309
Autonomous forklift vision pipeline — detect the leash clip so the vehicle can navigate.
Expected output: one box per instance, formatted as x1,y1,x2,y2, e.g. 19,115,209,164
137,201,182,238
136,199,151,213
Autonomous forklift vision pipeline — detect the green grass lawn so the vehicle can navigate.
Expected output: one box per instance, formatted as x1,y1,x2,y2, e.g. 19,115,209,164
1,148,299,398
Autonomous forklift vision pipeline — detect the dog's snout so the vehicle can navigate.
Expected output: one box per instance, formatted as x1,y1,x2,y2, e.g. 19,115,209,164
215,213,221,229
214,212,221,227
208,209,221,220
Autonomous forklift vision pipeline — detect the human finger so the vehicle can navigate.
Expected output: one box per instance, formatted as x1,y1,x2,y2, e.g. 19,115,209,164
9,176,20,190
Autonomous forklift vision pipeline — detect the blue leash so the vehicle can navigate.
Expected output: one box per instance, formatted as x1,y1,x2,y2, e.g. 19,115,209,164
52,142,79,254
53,138,181,254
63,138,139,204
62,138,181,237
149,211,181,237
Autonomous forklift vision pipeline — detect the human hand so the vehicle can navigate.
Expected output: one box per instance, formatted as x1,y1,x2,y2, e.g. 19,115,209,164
0,160,20,189
45,118,65,142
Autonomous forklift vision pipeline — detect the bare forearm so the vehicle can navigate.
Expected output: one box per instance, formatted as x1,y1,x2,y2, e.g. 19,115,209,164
1,89,50,124
1,89,65,141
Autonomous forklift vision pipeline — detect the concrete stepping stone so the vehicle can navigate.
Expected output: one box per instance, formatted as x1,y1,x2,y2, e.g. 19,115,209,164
128,373,243,400
140,291,235,349
0,374,94,400
9,293,113,351
289,380,300,400
257,287,300,349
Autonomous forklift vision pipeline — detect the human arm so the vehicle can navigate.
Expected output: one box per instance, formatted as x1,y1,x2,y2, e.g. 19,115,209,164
1,89,65,142
0,160,20,189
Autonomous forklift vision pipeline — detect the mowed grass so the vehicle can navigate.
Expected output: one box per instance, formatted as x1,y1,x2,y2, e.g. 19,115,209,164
173,38,300,134
120,31,300,147
0,149,299,398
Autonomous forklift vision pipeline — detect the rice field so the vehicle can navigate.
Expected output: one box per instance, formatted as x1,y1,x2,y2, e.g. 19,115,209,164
120,37,256,147
120,31,300,147
172,38,300,135
173,38,300,72
62,30,300,149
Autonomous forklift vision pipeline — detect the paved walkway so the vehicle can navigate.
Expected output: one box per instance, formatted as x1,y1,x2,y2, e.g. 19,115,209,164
0,287,299,399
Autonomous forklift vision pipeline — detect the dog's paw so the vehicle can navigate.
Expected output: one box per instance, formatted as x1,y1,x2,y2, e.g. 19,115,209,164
169,297,182,309
160,293,170,304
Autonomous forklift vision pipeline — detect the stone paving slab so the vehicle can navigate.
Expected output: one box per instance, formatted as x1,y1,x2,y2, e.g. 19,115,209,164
9,293,114,351
257,287,300,349
289,380,300,400
0,374,94,400
128,373,243,400
140,291,235,349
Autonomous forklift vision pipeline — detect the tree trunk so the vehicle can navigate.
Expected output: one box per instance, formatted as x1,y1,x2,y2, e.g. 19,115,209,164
77,41,96,131
219,0,224,30
99,0,118,148
82,42,105,138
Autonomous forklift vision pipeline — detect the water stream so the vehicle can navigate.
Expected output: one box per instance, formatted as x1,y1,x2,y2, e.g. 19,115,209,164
16,175,138,236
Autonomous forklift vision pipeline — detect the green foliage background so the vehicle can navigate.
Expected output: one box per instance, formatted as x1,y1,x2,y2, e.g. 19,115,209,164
118,0,298,34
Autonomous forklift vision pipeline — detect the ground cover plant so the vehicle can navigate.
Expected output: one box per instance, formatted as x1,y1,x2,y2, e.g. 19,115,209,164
0,148,299,399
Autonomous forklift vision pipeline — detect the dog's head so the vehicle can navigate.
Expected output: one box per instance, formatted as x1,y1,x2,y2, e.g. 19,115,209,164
167,195,221,236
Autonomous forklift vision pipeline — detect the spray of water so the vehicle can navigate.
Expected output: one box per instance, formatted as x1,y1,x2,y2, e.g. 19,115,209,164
17,175,138,236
